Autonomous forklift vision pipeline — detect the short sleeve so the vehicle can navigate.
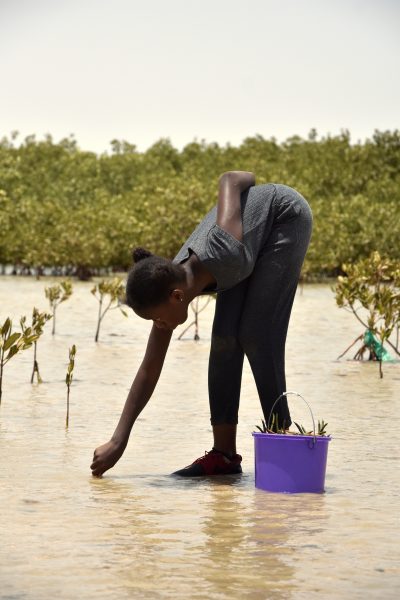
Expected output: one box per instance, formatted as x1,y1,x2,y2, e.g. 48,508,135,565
198,224,254,291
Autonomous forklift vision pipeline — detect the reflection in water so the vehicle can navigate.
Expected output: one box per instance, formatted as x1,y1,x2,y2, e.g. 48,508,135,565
0,278,399,599
200,483,296,600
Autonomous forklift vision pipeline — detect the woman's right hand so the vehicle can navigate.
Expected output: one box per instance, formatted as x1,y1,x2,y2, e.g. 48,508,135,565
90,438,125,477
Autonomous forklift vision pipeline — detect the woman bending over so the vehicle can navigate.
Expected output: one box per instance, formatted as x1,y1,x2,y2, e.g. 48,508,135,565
91,171,312,477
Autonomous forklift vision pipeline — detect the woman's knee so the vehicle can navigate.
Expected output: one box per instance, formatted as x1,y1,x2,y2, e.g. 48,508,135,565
238,320,285,361
210,334,242,359
238,323,260,358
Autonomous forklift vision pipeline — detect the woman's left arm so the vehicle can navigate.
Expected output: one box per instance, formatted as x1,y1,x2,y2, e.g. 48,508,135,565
216,171,255,242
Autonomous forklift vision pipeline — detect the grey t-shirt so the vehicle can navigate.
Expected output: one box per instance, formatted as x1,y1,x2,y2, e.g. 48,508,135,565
173,183,278,292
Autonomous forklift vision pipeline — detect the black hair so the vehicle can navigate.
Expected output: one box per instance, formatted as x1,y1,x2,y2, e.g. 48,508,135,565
126,247,186,311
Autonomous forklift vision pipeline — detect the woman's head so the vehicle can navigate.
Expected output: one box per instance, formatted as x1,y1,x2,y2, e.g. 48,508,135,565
126,247,188,330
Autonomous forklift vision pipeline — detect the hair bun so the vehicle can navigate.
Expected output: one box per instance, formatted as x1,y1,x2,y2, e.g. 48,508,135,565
132,247,153,263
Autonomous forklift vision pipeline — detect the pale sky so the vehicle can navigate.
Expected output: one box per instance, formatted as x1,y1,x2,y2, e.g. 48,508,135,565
0,0,399,153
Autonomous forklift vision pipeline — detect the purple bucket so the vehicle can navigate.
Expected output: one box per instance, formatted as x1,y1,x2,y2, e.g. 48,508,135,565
253,391,332,494
253,432,331,493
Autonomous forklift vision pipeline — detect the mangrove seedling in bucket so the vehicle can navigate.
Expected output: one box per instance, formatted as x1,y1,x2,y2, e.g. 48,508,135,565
255,413,329,437
21,308,52,383
293,419,329,436
65,344,76,428
177,295,213,341
45,280,73,335
91,278,127,342
335,251,400,378
0,317,39,405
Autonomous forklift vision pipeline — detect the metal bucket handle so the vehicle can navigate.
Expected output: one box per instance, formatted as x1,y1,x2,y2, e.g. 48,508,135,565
267,391,317,447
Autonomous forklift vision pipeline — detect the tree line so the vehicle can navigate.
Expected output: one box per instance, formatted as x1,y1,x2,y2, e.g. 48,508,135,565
0,129,399,279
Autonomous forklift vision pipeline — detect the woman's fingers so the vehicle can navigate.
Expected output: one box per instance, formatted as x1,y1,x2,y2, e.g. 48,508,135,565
90,440,123,476
90,452,103,475
90,460,104,477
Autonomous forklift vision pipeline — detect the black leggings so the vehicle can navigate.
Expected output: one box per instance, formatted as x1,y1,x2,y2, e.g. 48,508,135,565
208,190,313,428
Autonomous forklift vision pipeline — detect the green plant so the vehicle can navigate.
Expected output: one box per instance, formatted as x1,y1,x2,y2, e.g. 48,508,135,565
255,413,289,434
177,295,213,341
255,414,329,436
255,418,269,433
91,277,127,342
0,317,39,404
335,251,400,377
317,420,328,435
65,344,76,427
44,280,73,335
20,307,52,383
293,420,328,436
1,129,399,280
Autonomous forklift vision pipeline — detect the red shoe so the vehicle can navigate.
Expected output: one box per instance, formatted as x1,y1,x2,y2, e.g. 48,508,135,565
172,448,242,477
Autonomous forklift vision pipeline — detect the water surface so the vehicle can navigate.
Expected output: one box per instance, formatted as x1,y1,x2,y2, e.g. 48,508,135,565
0,278,399,599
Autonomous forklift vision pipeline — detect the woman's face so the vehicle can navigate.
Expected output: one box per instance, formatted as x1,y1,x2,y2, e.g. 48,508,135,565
136,289,188,331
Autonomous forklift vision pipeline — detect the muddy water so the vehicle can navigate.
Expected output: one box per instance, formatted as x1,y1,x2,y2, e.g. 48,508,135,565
0,277,399,599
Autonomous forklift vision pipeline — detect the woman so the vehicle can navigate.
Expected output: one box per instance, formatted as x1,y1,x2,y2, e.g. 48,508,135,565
91,171,313,477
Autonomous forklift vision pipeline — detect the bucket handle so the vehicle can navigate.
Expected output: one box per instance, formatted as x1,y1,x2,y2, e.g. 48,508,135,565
267,391,317,447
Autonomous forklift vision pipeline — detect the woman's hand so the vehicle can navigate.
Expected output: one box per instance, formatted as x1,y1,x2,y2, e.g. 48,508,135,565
90,438,126,477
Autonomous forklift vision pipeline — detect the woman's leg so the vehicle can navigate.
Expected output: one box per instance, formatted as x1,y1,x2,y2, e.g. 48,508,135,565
238,196,312,428
172,283,249,475
208,277,250,453
212,424,237,456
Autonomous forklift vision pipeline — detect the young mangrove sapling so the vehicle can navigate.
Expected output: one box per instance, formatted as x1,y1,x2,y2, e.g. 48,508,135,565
335,251,400,378
65,344,76,428
255,414,329,436
0,317,39,405
91,278,127,342
44,280,73,335
21,308,52,383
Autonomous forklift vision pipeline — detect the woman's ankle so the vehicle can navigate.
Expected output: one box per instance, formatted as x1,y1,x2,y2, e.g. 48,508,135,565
212,447,236,459
212,423,237,457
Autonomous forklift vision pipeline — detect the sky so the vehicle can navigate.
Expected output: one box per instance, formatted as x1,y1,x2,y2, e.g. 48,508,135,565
0,0,399,153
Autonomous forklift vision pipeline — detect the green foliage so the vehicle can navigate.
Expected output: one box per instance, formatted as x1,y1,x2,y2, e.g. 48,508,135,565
0,317,39,404
318,420,328,436
293,421,329,435
91,277,127,342
255,419,269,433
255,413,289,434
255,414,329,436
65,344,76,427
0,130,399,278
21,308,52,383
31,307,52,337
294,422,309,435
45,280,73,335
335,251,400,376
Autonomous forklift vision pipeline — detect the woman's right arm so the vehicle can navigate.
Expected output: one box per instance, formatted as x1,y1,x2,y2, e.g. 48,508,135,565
90,324,172,476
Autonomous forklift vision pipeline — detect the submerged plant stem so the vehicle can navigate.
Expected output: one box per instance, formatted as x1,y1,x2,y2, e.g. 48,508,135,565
30,341,42,384
66,385,70,427
0,350,3,405
337,334,363,360
95,298,103,342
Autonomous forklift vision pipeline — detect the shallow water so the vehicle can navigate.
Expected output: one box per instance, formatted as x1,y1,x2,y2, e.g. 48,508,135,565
0,277,399,599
